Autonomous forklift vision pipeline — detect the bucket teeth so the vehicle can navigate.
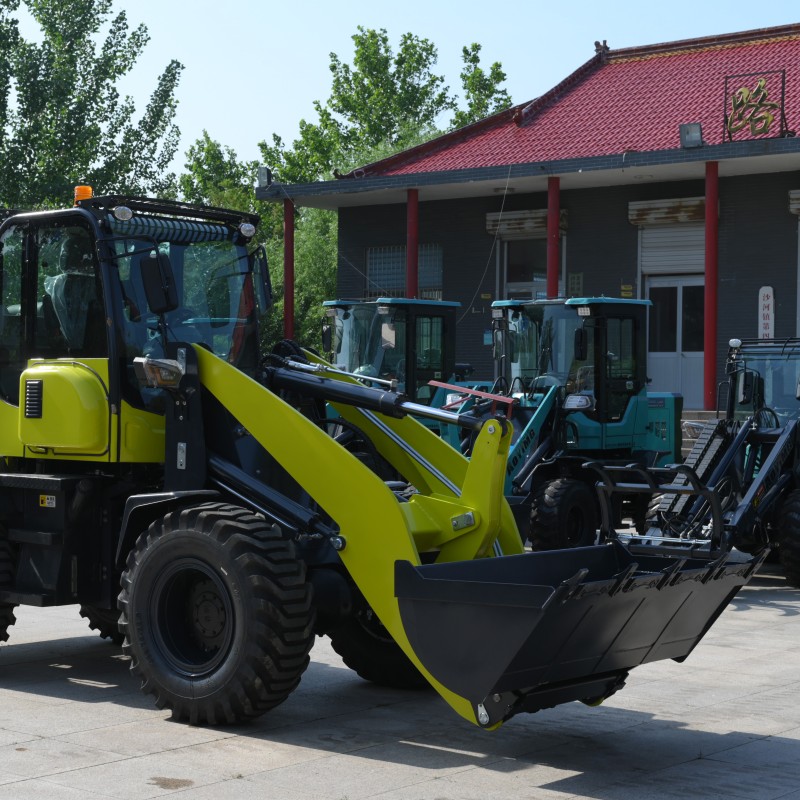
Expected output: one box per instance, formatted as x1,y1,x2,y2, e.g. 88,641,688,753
396,542,762,724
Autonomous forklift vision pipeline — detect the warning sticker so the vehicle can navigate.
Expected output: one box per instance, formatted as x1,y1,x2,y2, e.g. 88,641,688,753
39,495,56,508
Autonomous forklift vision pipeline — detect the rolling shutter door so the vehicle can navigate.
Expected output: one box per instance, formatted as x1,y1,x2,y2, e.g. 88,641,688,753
640,223,705,275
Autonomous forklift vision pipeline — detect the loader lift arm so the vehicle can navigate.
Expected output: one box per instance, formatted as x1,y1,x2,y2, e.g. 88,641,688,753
176,345,763,729
192,345,521,725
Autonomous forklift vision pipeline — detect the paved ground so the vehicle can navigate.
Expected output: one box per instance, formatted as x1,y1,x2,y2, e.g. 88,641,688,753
0,565,798,800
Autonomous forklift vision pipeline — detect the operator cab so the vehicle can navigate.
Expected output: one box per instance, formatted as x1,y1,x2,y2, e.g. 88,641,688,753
322,297,460,404
0,189,270,460
491,297,650,425
726,338,800,425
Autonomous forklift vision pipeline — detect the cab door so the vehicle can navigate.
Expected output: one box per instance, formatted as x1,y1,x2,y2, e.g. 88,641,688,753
0,219,112,460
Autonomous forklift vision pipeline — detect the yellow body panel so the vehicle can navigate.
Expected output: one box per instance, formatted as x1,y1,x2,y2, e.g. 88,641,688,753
118,401,166,463
0,358,165,464
0,397,24,458
19,360,110,457
194,346,522,726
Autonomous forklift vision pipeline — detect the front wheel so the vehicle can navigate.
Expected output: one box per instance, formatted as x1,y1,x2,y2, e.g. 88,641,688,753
529,478,598,550
118,503,315,725
329,606,429,690
777,490,800,587
0,532,17,644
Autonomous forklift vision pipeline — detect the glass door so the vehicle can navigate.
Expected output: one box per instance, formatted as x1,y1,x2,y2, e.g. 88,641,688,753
646,275,704,409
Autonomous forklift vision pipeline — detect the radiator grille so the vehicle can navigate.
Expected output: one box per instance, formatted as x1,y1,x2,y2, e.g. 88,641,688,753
24,380,43,418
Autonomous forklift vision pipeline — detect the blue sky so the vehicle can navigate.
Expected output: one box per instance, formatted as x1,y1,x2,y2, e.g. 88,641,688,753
16,1,800,174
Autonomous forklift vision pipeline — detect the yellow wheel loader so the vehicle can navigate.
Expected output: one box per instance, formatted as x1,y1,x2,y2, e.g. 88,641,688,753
0,189,765,729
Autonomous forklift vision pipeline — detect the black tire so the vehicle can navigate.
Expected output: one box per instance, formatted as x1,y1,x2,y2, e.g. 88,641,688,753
777,490,800,588
0,532,17,644
529,477,598,550
118,502,315,725
329,606,429,690
641,493,667,533
79,605,124,645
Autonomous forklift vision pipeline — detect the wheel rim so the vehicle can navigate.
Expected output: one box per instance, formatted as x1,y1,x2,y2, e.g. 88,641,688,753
150,558,234,678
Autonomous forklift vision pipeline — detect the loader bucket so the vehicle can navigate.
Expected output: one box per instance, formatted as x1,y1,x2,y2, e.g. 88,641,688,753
395,541,762,728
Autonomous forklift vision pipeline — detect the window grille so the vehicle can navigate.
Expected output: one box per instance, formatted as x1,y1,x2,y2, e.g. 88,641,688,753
366,244,442,300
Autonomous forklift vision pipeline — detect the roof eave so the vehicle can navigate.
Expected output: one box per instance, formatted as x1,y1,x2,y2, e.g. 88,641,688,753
256,136,800,208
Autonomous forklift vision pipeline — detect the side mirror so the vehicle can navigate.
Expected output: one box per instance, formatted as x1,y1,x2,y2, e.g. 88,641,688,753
574,327,588,362
321,323,332,355
492,327,505,362
738,370,754,405
249,245,272,311
141,251,178,314
381,321,396,349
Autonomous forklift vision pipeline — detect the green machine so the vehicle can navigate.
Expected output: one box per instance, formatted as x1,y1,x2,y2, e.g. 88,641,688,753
484,298,683,548
321,297,478,404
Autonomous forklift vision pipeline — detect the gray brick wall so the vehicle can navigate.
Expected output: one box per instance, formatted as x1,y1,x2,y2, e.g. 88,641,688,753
337,172,800,385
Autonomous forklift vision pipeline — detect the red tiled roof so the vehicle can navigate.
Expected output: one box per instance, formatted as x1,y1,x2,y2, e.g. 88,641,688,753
353,25,800,178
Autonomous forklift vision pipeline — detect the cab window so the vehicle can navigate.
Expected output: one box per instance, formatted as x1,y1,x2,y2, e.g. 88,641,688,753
0,225,25,404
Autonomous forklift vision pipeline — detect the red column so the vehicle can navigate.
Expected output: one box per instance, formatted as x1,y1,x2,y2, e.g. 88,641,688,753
283,198,295,340
406,189,419,298
703,161,719,410
546,177,560,298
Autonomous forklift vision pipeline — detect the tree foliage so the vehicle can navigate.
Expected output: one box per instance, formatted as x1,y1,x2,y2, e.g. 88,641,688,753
0,0,182,208
183,27,512,351
179,131,263,219
258,27,511,186
450,43,512,129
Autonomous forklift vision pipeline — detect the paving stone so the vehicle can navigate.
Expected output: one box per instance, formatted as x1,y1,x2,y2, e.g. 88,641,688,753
0,577,797,799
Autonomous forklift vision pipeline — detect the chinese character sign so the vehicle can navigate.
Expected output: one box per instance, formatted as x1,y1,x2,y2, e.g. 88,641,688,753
725,71,786,141
758,286,774,339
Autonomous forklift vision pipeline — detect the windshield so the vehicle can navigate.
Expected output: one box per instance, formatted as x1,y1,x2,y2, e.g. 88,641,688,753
731,345,800,421
503,303,583,390
329,304,407,386
115,237,255,356
110,217,261,407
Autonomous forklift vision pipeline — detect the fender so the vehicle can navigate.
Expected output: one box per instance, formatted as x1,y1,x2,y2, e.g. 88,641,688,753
115,490,220,570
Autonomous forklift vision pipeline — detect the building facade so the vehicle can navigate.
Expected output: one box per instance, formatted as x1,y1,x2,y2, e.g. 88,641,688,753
258,25,800,409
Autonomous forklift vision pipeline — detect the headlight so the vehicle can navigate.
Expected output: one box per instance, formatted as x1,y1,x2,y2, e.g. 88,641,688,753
563,394,595,411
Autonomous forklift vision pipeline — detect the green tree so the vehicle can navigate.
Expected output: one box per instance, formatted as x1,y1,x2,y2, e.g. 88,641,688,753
259,28,511,186
0,2,20,200
259,26,455,185
0,0,182,208
186,28,512,351
450,43,512,129
180,131,262,218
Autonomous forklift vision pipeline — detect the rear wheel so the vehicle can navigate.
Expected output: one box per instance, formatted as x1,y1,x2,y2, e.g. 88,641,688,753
79,605,124,645
529,478,598,550
0,532,17,644
777,490,800,587
329,605,428,690
119,503,315,724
